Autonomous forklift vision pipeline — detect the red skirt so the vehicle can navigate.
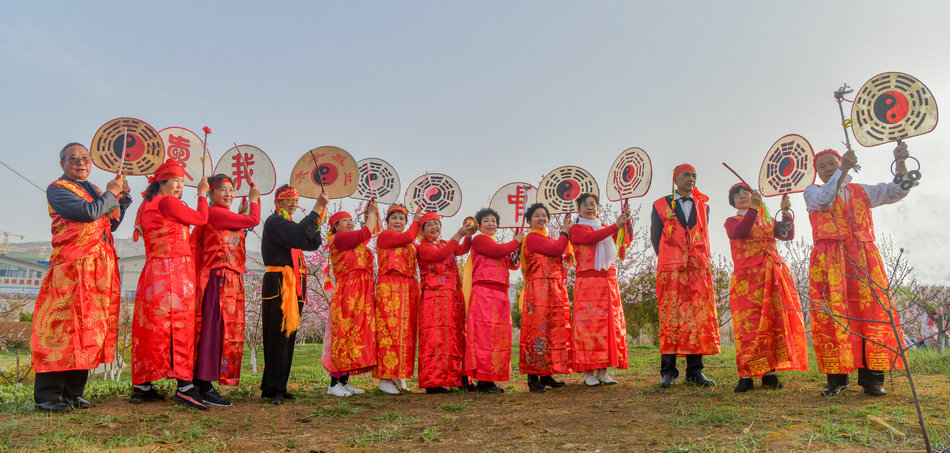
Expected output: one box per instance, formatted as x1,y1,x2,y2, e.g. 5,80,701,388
373,273,419,379
417,283,466,388
656,267,721,356
519,276,572,375
322,270,376,374
572,273,628,372
463,283,512,382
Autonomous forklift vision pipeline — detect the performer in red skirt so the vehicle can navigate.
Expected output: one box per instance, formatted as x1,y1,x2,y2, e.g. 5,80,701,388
519,203,574,392
191,174,261,406
129,159,210,410
570,194,630,386
724,184,807,393
416,212,474,394
463,208,522,394
374,205,422,394
322,203,379,397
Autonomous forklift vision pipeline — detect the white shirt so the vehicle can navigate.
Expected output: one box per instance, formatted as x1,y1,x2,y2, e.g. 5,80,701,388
803,169,910,212
677,196,694,220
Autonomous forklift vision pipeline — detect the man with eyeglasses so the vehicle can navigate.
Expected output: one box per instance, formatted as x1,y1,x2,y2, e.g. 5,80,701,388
650,164,721,389
31,142,132,412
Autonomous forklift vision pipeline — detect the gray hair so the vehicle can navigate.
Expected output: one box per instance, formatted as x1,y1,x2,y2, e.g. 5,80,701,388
59,142,85,161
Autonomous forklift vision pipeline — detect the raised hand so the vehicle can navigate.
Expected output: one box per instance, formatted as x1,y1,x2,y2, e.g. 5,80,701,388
197,177,210,195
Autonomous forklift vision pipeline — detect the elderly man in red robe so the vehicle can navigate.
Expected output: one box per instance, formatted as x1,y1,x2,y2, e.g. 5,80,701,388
31,142,131,412
806,144,912,397
650,164,721,388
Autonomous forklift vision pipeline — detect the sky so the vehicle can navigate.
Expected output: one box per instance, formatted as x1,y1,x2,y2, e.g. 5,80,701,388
1,1,948,283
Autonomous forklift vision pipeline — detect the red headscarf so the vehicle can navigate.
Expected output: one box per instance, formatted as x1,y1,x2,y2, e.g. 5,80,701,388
814,149,841,163
673,163,696,181
386,205,408,218
209,177,232,191
420,212,440,226
148,159,185,183
329,211,351,227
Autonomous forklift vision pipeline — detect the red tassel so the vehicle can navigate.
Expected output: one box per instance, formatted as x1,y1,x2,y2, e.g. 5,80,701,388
323,264,334,291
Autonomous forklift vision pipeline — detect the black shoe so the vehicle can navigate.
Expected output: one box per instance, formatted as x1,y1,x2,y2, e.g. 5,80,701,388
527,375,547,393
821,383,849,396
198,387,232,407
863,385,887,397
734,378,754,393
282,392,296,400
539,375,566,388
660,375,675,388
129,387,165,403
269,394,284,405
174,388,209,411
476,381,504,394
66,396,91,409
460,376,477,392
685,373,716,387
761,374,783,390
35,401,71,413
425,387,451,394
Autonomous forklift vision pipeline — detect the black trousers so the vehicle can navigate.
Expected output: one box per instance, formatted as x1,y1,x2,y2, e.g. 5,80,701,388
660,354,704,378
827,339,886,388
260,297,303,397
34,370,88,404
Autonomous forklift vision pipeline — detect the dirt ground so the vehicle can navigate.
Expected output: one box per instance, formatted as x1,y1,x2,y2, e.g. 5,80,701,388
2,348,949,452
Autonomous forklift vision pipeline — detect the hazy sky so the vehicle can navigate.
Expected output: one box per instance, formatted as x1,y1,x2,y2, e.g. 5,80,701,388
1,1,948,283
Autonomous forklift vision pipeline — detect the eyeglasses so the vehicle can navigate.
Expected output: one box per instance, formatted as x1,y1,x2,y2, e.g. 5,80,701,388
64,157,91,165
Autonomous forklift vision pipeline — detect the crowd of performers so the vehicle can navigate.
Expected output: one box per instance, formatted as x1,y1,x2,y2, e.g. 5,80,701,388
29,140,913,412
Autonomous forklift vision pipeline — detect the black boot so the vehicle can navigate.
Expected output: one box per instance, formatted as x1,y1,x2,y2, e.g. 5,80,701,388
476,380,503,394
821,374,849,396
526,375,546,393
425,387,451,394
761,374,783,390
460,375,477,392
733,377,754,393
539,375,566,388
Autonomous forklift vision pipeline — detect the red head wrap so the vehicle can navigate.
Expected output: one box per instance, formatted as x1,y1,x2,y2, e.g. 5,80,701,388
209,177,232,191
275,184,299,200
387,205,408,217
329,211,351,227
148,159,185,183
730,182,752,191
420,212,440,226
673,163,696,181
814,149,841,163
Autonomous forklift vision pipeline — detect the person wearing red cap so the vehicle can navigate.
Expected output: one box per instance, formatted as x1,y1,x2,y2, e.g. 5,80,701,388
189,174,261,407
373,205,423,394
32,142,131,413
519,203,575,392
650,164,721,388
724,184,808,393
805,144,913,397
460,208,523,393
260,184,328,405
128,159,210,410
570,193,631,386
416,212,475,393
322,202,380,397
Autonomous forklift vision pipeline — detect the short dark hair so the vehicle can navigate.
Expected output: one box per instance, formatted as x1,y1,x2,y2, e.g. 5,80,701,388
475,208,500,225
728,184,751,208
59,142,85,161
524,203,549,222
575,193,599,210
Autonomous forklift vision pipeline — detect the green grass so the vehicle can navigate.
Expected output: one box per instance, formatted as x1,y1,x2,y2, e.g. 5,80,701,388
309,400,363,418
437,401,469,412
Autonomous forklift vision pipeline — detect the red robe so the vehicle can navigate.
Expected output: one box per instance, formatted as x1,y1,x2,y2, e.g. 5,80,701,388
322,227,377,374
416,236,471,388
32,179,121,372
373,222,421,379
809,184,904,373
463,235,518,382
653,197,721,356
131,194,208,385
569,224,628,372
192,202,260,385
519,232,573,375
725,209,808,377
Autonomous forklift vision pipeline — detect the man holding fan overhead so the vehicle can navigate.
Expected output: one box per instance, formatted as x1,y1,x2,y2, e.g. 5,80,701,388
650,164,720,388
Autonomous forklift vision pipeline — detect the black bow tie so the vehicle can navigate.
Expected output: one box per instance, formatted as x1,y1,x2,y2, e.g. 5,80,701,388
678,197,693,203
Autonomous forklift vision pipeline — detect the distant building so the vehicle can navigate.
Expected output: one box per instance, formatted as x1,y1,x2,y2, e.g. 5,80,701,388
0,255,48,296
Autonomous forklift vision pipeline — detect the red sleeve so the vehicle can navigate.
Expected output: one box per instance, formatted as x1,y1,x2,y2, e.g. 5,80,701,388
209,202,261,230
332,227,372,251
526,233,568,256
377,221,420,249
158,196,209,226
725,209,757,239
569,224,618,245
418,239,459,262
454,236,472,255
472,235,519,257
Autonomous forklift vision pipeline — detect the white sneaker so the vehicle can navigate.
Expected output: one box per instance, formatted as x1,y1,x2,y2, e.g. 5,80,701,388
597,369,618,385
343,383,365,395
583,372,601,386
327,383,352,397
395,378,410,392
378,379,400,395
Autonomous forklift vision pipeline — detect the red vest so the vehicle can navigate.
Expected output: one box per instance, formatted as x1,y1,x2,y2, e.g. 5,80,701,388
472,240,514,286
809,184,875,242
138,195,193,258
524,246,564,280
47,179,116,264
329,234,373,278
572,225,616,275
727,214,777,270
378,243,417,278
653,197,710,272
195,225,247,274
418,240,461,290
